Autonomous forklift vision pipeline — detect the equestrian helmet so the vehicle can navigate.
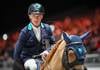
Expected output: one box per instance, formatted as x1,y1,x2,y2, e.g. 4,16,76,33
28,3,45,15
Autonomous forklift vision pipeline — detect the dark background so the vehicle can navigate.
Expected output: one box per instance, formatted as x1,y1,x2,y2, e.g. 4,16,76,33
0,0,99,35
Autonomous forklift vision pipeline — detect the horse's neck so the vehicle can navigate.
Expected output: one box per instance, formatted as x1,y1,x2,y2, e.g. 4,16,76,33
41,39,67,70
44,39,63,63
48,40,66,70
41,40,66,70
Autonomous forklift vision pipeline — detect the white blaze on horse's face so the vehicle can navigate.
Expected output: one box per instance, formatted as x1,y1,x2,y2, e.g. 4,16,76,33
68,49,76,63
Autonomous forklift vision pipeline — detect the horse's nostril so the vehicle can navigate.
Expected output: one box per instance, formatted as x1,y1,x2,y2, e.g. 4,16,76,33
68,50,76,63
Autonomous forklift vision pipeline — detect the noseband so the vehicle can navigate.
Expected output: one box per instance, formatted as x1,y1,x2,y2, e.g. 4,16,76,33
62,42,86,70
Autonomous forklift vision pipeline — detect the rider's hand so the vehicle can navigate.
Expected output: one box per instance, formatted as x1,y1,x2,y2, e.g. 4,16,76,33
40,50,49,61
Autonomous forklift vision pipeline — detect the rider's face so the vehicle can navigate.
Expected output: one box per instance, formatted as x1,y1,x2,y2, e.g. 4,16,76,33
29,12,44,27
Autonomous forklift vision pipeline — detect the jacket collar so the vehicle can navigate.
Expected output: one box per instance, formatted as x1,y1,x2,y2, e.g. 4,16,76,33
27,22,47,42
27,22,45,30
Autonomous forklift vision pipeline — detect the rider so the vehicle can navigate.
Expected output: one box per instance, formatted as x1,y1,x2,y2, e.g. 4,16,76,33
13,3,55,70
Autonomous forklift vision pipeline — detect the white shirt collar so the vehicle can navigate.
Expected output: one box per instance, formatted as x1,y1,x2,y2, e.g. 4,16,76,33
31,23,41,41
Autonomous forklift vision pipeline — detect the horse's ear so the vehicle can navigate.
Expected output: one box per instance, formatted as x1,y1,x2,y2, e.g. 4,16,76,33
62,32,70,42
80,31,91,41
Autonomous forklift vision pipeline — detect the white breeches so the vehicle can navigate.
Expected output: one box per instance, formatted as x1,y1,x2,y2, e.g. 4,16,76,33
24,59,37,70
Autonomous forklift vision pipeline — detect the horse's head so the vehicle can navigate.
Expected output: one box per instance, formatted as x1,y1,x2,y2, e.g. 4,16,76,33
62,32,90,70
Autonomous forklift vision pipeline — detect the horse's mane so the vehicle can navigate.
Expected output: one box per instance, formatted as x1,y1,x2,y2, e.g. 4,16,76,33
41,39,64,70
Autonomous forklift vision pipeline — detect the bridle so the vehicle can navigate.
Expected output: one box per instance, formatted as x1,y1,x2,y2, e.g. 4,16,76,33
62,42,87,70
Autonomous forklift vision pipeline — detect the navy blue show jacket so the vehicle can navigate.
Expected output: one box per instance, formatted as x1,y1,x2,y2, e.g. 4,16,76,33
13,22,55,63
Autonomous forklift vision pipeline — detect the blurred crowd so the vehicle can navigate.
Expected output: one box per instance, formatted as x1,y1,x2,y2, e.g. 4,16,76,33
52,8,100,54
0,8,100,68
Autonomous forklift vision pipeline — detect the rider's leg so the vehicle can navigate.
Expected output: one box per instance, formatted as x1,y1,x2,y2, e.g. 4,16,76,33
24,59,37,70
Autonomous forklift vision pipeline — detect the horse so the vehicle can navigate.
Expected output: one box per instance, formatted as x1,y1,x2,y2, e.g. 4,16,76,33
40,32,90,70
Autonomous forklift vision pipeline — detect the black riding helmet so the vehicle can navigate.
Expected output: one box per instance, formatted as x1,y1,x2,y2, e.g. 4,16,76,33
28,3,45,15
